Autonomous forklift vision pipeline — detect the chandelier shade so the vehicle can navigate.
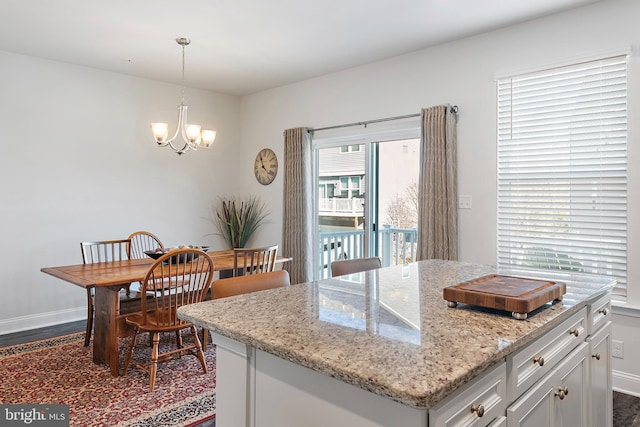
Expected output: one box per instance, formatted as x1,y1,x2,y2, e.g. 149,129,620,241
152,38,216,155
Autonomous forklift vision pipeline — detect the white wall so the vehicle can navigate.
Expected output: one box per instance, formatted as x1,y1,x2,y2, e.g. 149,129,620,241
0,50,240,333
237,0,640,393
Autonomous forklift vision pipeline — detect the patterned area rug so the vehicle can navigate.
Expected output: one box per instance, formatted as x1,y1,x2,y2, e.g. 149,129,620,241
0,331,216,426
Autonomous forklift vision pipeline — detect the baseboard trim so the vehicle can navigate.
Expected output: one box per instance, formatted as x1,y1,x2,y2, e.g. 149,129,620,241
613,369,640,397
0,308,85,335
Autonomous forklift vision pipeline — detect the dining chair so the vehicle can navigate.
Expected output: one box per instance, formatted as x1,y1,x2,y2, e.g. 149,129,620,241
126,231,164,260
201,244,279,350
125,231,165,296
80,239,131,346
202,267,289,351
233,244,279,276
213,269,291,299
330,256,382,278
122,248,214,392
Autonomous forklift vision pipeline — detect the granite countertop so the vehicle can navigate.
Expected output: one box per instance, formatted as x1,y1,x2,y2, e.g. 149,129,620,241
177,260,614,409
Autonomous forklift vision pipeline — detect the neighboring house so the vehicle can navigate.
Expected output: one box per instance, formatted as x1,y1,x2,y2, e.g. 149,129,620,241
318,144,365,230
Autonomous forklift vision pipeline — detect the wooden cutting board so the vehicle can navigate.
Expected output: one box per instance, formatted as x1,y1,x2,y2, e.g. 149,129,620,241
443,274,566,319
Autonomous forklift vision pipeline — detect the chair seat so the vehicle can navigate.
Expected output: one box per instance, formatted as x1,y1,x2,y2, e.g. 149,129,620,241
125,311,192,333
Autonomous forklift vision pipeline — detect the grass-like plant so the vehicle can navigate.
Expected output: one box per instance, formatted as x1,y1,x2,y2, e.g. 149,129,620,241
213,196,270,249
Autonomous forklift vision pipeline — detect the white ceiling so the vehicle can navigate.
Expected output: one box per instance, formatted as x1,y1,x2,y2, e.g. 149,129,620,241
0,0,603,96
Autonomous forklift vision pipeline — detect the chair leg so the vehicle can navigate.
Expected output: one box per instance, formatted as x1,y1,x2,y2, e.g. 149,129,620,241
149,332,160,392
202,328,209,351
122,329,138,376
84,288,93,347
176,329,183,358
191,325,208,374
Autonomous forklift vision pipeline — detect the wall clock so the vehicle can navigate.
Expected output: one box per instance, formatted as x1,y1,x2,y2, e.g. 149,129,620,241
254,148,278,185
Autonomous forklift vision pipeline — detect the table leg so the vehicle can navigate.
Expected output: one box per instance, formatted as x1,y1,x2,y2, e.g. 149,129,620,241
93,286,121,377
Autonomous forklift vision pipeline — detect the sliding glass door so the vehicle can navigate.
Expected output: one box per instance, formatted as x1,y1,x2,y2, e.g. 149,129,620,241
313,123,420,279
316,142,367,278
372,139,420,268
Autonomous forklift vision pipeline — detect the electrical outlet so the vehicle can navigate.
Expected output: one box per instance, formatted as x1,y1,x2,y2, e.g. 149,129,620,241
458,195,472,209
612,340,624,359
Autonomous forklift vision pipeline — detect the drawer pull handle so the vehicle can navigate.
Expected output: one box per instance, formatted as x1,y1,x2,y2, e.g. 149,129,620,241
555,386,569,400
533,356,545,366
592,353,601,360
569,329,580,337
470,404,485,418
598,307,609,316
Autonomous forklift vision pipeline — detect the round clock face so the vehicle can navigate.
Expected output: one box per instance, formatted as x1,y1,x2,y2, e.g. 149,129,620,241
254,148,278,185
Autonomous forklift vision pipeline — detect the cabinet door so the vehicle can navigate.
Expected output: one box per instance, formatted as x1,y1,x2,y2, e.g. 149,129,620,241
507,368,557,427
589,322,612,427
507,344,588,427
554,343,589,427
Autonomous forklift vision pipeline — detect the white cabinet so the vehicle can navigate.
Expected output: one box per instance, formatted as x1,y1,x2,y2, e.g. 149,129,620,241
506,360,558,427
429,362,507,427
212,332,428,427
507,343,589,427
507,308,587,401
503,293,611,427
588,321,612,427
429,298,610,427
208,293,612,427
555,343,589,426
587,294,611,336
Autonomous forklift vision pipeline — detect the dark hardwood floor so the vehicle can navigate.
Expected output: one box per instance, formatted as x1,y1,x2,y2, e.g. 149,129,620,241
1,322,638,426
0,320,86,347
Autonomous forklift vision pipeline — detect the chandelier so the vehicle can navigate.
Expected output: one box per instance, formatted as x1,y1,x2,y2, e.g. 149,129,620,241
151,38,216,155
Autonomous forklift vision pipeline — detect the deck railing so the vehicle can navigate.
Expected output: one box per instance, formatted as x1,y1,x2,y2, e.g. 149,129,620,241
318,198,364,215
318,226,418,278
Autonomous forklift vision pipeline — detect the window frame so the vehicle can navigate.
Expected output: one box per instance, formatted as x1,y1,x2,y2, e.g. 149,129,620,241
496,54,628,298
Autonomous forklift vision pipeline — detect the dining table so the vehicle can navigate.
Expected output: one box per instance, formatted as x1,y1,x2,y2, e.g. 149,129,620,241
41,249,292,377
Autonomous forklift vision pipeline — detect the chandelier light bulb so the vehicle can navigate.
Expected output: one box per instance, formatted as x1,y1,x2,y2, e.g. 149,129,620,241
200,130,217,147
186,124,202,143
151,122,169,143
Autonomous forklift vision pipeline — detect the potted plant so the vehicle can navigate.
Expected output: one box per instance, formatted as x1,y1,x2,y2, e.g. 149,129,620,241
213,196,270,249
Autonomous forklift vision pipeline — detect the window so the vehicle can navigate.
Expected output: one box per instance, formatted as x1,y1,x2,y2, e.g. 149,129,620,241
340,144,362,153
497,55,628,298
339,176,362,198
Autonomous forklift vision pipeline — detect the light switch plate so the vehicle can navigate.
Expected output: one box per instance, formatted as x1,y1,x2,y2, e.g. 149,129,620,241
459,195,472,209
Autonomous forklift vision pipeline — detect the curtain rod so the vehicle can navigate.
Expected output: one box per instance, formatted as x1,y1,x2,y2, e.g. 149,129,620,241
310,105,458,134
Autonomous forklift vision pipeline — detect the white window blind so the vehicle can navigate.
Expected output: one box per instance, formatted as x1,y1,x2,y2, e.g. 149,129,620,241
497,55,628,297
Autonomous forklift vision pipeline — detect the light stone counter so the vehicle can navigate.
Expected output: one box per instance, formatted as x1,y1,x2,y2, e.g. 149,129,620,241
178,260,614,410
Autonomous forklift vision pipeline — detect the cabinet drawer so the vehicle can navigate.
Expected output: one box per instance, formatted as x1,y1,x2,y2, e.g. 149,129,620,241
587,293,611,336
507,307,587,401
429,362,506,427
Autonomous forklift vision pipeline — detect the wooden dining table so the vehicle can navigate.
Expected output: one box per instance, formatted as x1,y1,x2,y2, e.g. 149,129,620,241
41,250,291,377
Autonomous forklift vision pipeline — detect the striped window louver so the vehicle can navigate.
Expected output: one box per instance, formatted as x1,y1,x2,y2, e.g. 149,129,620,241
497,55,628,298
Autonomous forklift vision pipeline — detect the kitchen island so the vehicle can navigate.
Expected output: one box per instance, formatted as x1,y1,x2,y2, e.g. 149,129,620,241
178,260,614,427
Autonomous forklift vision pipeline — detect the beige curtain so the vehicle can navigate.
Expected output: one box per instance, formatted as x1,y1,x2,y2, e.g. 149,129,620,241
417,105,458,260
282,128,313,284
